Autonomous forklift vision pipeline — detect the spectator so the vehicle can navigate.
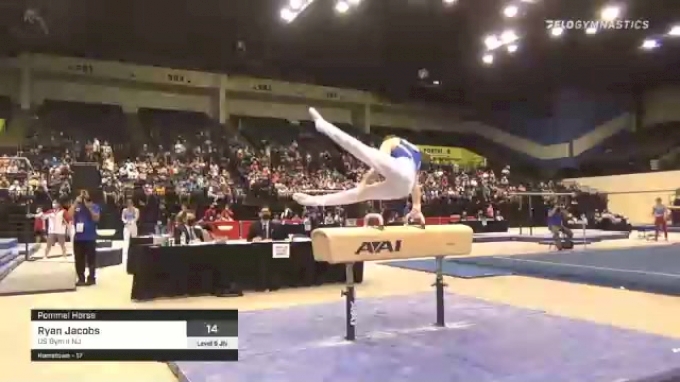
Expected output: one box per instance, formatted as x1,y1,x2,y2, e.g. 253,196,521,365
121,199,140,240
43,200,69,258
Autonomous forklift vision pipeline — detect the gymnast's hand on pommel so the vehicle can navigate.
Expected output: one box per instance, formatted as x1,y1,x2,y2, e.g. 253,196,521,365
406,207,424,223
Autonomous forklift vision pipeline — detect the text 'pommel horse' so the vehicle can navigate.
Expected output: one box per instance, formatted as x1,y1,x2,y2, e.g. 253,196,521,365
311,218,474,341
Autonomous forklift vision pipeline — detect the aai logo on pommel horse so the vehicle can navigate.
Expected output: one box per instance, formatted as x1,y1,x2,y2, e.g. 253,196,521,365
354,240,402,255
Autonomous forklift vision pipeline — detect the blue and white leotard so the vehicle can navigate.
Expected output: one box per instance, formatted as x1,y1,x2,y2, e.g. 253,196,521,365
390,139,422,172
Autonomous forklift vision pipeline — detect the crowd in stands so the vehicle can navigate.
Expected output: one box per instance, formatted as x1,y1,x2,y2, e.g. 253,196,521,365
0,101,589,226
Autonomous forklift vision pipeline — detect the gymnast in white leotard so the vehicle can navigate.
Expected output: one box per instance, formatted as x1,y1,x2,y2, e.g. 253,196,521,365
293,108,423,219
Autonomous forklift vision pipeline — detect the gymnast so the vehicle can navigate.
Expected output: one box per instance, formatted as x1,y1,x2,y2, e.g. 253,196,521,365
293,108,424,221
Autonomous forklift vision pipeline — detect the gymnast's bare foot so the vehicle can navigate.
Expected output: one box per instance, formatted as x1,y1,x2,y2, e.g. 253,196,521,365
293,192,322,206
309,107,331,135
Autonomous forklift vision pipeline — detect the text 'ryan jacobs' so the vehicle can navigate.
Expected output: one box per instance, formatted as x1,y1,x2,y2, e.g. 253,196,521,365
37,327,101,336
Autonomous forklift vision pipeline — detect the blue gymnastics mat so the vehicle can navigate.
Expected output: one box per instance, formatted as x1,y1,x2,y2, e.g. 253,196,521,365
170,293,680,382
382,259,513,278
457,245,680,295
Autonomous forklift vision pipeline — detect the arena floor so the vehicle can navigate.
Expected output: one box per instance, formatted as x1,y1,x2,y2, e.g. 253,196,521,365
3,230,680,382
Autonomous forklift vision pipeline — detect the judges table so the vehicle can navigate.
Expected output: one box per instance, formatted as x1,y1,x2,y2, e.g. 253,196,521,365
130,239,364,301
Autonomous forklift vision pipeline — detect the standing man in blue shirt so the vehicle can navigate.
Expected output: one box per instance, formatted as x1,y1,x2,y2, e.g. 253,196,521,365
548,203,573,250
67,190,101,286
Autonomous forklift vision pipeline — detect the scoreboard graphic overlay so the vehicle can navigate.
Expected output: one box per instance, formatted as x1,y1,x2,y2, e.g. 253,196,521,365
31,310,238,361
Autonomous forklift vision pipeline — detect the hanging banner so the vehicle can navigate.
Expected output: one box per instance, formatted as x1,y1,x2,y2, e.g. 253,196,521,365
416,145,485,166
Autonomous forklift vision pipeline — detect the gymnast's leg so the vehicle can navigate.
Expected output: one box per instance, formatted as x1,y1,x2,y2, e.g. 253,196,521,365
309,108,405,181
293,180,404,207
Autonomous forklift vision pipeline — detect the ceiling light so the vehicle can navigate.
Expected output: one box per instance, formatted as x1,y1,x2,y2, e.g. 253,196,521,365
550,27,564,37
600,6,620,22
585,26,598,35
507,44,518,53
280,8,297,23
500,29,519,44
289,0,304,11
347,0,361,5
503,5,518,18
335,1,349,13
482,54,494,64
668,25,680,36
484,35,502,50
443,0,457,4
641,39,659,50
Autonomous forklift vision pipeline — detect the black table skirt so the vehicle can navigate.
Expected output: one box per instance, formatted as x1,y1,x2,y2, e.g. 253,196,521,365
126,236,154,275
131,241,364,301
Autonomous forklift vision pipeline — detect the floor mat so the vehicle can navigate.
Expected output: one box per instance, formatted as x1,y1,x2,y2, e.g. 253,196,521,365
381,259,513,278
170,293,680,382
457,245,680,295
0,260,75,296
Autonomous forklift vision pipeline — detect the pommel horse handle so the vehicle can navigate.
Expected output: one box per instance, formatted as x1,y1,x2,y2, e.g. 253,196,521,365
363,213,384,229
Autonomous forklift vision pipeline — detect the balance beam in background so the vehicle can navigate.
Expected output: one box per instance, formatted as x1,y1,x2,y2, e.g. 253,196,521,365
310,222,474,341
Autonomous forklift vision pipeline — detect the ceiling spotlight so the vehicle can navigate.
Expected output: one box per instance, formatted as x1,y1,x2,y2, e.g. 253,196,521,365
641,39,659,50
433,80,440,85
280,7,296,22
507,44,518,53
484,35,502,50
289,0,303,10
500,29,519,44
668,25,680,36
443,0,457,4
550,27,564,37
335,0,350,13
503,5,519,18
347,0,361,5
585,26,598,35
600,5,620,22
482,53,494,64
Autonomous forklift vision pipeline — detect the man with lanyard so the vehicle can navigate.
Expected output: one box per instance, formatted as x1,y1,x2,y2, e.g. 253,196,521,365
67,190,101,286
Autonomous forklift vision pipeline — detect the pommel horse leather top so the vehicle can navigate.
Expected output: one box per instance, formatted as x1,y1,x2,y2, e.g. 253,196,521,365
311,224,474,263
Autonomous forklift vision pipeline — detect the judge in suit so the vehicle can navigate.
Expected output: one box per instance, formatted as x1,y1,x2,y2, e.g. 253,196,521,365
247,206,279,242
174,212,198,244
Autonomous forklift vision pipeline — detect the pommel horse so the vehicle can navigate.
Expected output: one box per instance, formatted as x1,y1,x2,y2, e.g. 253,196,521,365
311,215,474,341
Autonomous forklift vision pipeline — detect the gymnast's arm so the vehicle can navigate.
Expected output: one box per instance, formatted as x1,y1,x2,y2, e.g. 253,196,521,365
410,183,422,212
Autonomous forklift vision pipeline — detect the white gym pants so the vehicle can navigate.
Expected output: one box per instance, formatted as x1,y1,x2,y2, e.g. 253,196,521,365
295,109,416,206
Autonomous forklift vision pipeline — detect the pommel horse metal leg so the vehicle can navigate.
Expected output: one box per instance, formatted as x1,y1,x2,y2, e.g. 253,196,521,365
433,256,447,327
342,263,356,341
341,213,384,341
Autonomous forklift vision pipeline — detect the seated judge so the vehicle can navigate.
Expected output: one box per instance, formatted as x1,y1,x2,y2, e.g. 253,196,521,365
174,211,198,244
247,206,279,242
